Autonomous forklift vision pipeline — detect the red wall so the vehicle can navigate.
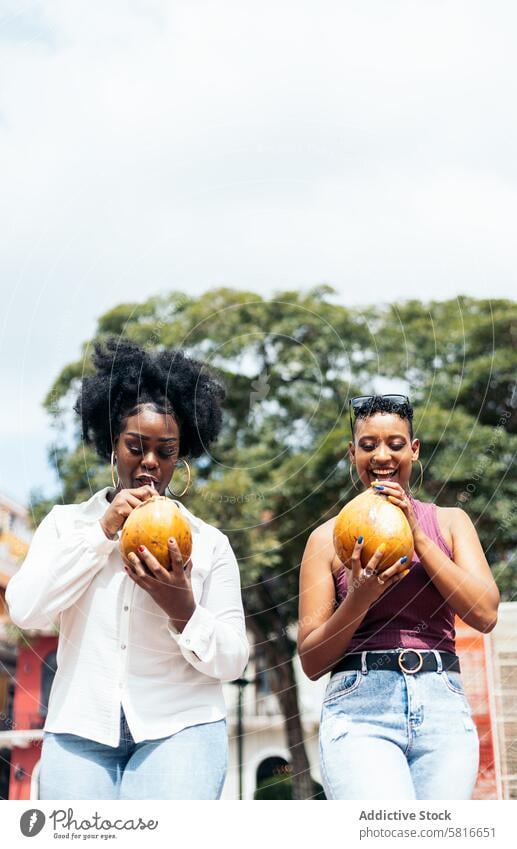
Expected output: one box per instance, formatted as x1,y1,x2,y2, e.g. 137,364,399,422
456,618,499,799
9,636,58,800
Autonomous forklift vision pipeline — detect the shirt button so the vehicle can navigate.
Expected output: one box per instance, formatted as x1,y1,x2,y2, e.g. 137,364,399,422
123,606,129,612
185,638,190,645
121,644,126,650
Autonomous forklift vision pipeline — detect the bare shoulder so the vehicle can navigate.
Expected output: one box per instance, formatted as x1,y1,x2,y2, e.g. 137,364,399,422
308,515,336,545
302,516,337,564
435,504,458,522
304,516,343,580
436,505,479,550
448,507,481,535
437,506,474,529
434,505,458,550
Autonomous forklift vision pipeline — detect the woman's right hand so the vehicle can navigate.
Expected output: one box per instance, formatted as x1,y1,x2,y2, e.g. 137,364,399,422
345,537,410,607
99,485,156,539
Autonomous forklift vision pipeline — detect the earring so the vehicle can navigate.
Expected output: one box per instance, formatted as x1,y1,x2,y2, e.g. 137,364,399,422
349,463,361,491
410,459,424,495
167,458,192,498
110,451,120,489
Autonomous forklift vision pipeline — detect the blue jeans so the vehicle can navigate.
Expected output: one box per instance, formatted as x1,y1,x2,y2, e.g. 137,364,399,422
319,658,479,800
39,710,228,800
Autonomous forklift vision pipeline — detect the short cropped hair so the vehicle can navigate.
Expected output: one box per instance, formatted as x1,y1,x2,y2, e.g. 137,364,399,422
352,395,414,439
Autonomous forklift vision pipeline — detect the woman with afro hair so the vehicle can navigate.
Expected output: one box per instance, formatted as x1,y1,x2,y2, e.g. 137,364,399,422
7,337,249,800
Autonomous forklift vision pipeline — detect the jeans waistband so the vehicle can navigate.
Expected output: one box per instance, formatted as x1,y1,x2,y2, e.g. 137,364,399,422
331,649,460,676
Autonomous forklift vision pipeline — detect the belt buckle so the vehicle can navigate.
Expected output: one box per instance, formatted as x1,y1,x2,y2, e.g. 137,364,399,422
398,649,424,674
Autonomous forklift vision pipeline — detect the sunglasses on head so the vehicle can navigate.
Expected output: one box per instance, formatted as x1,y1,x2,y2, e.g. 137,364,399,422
348,394,410,433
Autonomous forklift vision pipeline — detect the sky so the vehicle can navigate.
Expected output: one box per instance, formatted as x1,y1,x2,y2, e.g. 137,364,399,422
1,0,516,505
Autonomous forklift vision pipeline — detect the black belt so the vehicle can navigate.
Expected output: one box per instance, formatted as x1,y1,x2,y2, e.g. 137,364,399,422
332,650,460,676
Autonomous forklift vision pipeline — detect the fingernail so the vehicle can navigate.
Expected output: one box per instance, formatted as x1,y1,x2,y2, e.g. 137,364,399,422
378,543,387,554
402,569,410,577
400,556,408,564
374,485,384,490
138,545,145,553
357,535,364,544
169,537,176,544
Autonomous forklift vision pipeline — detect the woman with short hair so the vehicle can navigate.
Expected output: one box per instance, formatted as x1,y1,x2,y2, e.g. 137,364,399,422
298,394,499,800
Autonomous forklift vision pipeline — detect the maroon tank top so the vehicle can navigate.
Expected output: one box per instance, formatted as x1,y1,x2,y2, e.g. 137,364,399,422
335,496,456,653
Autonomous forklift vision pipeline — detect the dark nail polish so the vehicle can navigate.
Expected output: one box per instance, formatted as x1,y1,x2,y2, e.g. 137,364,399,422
374,485,384,490
400,556,408,564
357,535,364,544
138,545,145,553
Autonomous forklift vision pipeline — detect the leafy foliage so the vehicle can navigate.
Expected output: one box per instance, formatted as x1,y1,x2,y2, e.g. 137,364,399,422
35,288,516,602
29,287,517,797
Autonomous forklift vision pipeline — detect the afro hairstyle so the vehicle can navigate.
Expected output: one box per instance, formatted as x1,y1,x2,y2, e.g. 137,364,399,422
74,336,225,460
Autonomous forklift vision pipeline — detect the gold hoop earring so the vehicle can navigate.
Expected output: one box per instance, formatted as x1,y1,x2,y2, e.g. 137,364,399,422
110,451,120,489
167,458,191,498
410,459,424,495
349,463,361,492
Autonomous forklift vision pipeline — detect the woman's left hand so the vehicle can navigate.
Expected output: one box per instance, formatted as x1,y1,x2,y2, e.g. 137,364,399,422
124,538,196,633
371,481,419,535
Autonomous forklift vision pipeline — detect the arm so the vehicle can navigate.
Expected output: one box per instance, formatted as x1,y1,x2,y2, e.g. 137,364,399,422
6,487,155,630
168,535,249,681
298,524,409,680
381,483,500,633
126,534,249,682
5,507,118,630
414,508,499,633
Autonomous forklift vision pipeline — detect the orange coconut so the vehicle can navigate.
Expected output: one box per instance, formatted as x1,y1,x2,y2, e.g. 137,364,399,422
120,496,192,569
333,488,413,572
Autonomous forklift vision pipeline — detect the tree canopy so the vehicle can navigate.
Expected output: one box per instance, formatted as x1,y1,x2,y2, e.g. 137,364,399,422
37,288,516,601
30,287,516,798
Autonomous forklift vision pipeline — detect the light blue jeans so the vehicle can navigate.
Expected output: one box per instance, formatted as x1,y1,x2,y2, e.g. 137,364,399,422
39,709,228,800
319,657,479,800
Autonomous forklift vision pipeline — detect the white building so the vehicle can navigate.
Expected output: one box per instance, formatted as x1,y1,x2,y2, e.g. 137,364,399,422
222,643,328,799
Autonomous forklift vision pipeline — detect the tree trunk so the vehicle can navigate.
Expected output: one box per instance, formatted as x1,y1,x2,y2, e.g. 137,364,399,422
248,618,315,800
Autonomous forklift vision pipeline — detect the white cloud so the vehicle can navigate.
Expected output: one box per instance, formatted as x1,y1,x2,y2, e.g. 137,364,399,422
0,0,516,500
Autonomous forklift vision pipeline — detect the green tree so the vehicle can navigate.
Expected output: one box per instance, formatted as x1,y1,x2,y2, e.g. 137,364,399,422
33,288,517,797
360,297,517,598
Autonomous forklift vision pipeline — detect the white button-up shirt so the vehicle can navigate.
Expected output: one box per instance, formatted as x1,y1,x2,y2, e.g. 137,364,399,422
6,488,249,747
